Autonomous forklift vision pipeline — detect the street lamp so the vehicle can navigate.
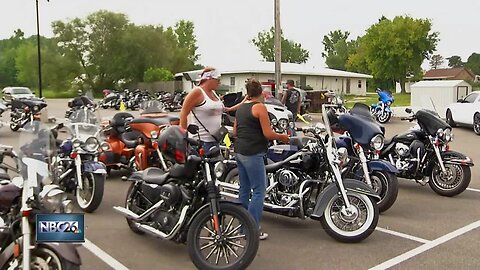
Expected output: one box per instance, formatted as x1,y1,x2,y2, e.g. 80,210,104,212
35,0,49,98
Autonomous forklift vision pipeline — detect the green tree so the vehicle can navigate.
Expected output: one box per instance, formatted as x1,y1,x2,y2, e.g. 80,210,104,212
429,54,444,69
322,30,358,70
174,20,199,63
466,53,480,75
447,55,464,68
143,67,174,82
0,29,26,87
347,16,438,93
252,27,309,63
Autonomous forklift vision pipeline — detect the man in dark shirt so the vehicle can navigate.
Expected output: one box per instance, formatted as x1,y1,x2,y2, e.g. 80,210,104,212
282,80,301,119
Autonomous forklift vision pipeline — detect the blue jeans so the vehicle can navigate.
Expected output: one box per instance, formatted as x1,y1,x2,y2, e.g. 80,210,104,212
236,153,267,228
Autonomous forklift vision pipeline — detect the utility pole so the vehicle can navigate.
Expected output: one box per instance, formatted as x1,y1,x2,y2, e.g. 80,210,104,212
35,0,43,98
274,0,282,99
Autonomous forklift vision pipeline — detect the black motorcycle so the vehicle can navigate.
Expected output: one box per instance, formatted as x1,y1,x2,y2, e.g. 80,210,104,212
378,108,474,196
10,98,47,132
65,95,96,121
220,105,380,243
113,125,259,270
99,90,120,109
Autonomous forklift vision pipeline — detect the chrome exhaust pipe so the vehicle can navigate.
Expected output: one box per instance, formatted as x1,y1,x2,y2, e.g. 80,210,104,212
113,199,164,221
135,206,188,240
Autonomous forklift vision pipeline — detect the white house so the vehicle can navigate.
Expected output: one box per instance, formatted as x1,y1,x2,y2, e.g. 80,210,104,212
410,80,472,117
175,62,373,96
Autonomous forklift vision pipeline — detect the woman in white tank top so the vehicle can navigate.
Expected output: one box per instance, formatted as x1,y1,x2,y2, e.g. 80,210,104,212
180,67,231,148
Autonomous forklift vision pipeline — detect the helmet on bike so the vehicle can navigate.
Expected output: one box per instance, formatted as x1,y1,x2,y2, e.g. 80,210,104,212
158,126,187,164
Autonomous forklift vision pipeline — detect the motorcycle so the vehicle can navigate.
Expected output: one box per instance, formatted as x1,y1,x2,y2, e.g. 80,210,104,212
378,108,474,196
10,98,47,132
98,90,120,109
370,88,394,124
52,111,106,213
113,124,259,270
220,104,380,243
65,94,97,121
0,101,7,128
125,89,144,111
325,90,347,114
0,123,81,270
162,91,186,112
333,103,399,213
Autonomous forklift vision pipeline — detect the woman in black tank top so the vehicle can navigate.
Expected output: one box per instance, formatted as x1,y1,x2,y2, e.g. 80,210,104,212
233,79,289,240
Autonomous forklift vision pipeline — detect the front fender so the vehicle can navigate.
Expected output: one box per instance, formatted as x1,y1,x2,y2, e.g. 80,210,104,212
441,151,474,167
312,180,379,218
82,161,107,174
367,160,398,174
39,243,82,266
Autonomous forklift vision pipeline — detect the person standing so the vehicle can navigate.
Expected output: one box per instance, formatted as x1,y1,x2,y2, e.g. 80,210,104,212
180,67,227,151
282,80,302,119
234,78,289,240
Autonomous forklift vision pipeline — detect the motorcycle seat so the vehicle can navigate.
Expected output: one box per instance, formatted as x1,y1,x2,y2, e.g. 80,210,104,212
120,130,143,148
143,167,169,185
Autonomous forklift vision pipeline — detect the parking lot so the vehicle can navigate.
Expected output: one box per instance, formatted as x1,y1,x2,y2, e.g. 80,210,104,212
1,99,479,270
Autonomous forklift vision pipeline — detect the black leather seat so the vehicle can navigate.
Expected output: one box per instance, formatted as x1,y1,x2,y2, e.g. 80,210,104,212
143,167,169,185
120,130,143,148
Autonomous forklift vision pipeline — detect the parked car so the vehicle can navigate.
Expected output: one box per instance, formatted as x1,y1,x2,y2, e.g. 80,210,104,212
1,86,35,104
446,91,480,135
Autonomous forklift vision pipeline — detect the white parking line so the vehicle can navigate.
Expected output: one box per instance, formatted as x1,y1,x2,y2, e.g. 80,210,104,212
83,238,129,270
467,187,480,193
369,220,480,270
375,227,430,244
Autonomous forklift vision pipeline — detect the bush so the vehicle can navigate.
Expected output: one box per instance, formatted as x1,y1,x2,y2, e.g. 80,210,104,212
143,67,174,83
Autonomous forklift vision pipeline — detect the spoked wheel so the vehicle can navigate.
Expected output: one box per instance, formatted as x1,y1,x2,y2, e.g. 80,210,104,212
473,113,480,135
376,112,392,124
76,173,105,213
369,171,398,213
125,182,145,234
6,246,79,270
429,163,471,196
320,193,379,243
187,203,259,270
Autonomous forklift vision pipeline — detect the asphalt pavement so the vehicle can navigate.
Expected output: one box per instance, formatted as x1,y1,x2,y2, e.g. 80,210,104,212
0,99,479,270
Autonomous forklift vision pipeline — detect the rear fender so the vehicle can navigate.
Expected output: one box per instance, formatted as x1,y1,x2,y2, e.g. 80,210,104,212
312,180,379,218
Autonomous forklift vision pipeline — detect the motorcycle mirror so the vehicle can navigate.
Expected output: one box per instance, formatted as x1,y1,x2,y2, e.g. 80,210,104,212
187,124,199,135
405,108,412,114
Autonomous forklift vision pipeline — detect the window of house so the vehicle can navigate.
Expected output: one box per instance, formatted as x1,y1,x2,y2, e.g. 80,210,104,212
230,77,235,86
358,80,362,88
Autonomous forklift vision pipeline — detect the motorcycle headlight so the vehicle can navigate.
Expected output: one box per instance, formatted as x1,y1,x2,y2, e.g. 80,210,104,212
370,134,384,150
40,185,68,212
84,137,99,152
436,128,444,139
278,119,288,130
444,128,452,142
33,105,39,112
271,118,278,126
72,139,82,149
386,101,392,106
214,161,226,179
150,130,158,139
100,142,110,151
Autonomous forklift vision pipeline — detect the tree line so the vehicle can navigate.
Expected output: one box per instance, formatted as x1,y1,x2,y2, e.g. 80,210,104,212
252,15,480,93
0,10,201,94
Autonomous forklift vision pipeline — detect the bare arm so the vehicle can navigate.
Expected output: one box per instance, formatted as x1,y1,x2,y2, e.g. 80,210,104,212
233,119,237,137
225,96,248,112
179,89,203,129
252,103,289,143
282,91,287,105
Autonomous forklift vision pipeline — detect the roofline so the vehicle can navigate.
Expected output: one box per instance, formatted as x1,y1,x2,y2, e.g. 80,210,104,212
219,70,372,78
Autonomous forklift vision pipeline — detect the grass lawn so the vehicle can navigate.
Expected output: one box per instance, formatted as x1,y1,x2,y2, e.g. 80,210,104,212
344,93,411,108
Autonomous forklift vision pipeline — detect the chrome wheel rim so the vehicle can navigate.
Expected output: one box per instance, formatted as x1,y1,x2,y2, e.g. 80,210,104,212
432,164,463,190
474,114,480,134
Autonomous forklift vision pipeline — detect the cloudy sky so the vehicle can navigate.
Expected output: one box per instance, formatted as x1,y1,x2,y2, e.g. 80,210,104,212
2,0,479,69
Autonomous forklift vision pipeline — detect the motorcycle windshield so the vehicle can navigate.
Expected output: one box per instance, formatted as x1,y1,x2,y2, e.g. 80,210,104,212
140,100,167,117
68,108,102,142
416,110,450,136
378,90,393,102
338,113,383,146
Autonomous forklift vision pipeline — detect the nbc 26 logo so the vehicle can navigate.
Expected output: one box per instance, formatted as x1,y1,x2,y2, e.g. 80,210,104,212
39,221,81,234
36,214,85,243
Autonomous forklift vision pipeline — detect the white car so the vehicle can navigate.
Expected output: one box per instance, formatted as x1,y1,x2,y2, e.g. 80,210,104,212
446,91,480,135
1,87,35,105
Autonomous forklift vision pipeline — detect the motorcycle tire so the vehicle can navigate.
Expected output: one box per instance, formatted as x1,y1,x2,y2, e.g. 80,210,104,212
429,163,471,197
27,246,80,270
320,192,379,243
9,122,20,131
125,182,145,235
369,171,398,213
376,112,392,124
76,173,105,213
187,202,259,270
115,103,120,110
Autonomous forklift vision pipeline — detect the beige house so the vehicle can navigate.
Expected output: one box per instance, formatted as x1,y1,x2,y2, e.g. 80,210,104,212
176,62,372,96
